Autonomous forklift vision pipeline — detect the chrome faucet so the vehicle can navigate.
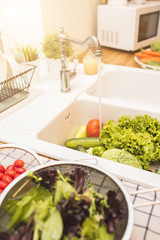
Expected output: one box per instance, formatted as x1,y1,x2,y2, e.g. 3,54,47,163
58,27,102,92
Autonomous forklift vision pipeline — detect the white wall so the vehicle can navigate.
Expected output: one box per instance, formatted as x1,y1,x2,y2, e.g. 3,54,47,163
40,0,101,38
0,0,44,48
0,0,101,54
40,0,101,53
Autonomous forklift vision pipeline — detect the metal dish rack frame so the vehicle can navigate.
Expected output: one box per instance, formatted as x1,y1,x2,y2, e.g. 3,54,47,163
0,64,36,113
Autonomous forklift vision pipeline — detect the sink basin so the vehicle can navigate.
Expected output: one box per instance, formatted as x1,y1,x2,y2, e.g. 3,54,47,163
87,67,160,110
37,95,160,146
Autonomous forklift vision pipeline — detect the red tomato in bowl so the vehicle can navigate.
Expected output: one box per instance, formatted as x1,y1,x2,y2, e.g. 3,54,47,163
14,160,24,168
0,180,8,189
5,169,17,178
14,173,21,179
6,165,15,171
0,173,4,180
0,165,5,173
2,175,13,184
15,167,26,174
86,119,103,137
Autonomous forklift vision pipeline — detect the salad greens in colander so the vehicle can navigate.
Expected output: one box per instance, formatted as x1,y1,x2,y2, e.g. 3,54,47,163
0,168,125,240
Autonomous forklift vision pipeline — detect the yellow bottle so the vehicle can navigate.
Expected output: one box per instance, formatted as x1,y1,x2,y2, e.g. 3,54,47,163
83,49,97,75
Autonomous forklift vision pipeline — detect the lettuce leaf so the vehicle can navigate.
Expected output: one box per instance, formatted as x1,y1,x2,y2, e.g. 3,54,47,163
41,207,63,240
81,217,114,240
102,149,142,169
100,115,160,170
6,185,52,230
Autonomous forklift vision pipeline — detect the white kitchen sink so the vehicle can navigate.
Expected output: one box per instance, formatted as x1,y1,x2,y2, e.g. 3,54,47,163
0,63,160,188
87,67,160,111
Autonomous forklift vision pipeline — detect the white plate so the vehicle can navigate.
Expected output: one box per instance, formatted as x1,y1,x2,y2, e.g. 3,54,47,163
134,49,160,71
4,54,20,79
0,51,7,83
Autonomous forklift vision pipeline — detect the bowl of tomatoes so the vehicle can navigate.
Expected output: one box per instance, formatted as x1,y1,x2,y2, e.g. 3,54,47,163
0,144,42,195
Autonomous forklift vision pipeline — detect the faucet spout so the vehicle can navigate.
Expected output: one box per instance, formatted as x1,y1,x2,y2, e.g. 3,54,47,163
63,35,102,57
58,27,102,92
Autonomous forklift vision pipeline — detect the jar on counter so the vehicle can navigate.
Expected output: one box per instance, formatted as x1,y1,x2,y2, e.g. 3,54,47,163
83,48,97,75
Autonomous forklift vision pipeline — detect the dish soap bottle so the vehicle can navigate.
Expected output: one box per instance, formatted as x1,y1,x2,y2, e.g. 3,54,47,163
83,48,97,75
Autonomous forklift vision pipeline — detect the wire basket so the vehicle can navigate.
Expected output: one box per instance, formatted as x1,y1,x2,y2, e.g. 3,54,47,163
0,64,36,102
0,144,42,170
0,64,36,113
0,161,134,240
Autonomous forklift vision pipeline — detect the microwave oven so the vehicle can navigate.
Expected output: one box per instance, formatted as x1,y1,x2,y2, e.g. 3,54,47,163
97,1,160,51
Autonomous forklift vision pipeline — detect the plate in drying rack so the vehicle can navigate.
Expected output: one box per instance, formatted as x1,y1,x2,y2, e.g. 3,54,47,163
0,64,36,113
0,51,7,83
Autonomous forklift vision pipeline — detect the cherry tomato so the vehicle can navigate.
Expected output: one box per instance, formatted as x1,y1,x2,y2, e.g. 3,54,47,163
0,173,4,180
6,165,15,171
0,180,8,189
0,165,5,173
14,173,21,179
14,160,24,168
2,175,13,184
0,189,3,194
15,168,26,174
5,169,17,178
86,119,103,137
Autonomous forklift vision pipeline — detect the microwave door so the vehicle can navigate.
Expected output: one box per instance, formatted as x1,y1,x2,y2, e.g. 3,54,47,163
138,11,159,42
135,11,160,50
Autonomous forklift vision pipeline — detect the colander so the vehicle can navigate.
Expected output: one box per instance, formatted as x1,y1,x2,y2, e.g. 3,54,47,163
0,160,134,240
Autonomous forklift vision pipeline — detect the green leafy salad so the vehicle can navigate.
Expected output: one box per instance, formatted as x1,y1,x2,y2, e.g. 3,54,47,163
0,168,125,240
88,115,160,171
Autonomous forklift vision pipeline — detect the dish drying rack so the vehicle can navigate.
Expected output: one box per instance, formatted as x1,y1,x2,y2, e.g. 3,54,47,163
0,64,36,113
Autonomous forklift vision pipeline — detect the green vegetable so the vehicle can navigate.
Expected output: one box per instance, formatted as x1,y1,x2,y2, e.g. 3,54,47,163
41,207,63,240
65,137,102,149
102,149,142,169
146,61,160,67
54,170,77,205
102,149,121,163
83,182,108,217
54,180,77,205
75,145,87,153
27,171,42,183
6,185,52,230
155,169,160,174
92,146,106,157
100,115,160,170
74,125,87,138
82,218,114,240
86,147,93,155
151,40,160,52
4,169,123,240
